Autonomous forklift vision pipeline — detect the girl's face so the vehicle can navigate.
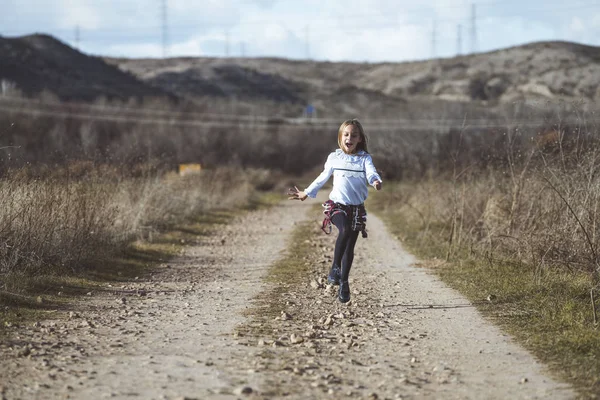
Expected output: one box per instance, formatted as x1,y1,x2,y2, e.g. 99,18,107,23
341,124,362,154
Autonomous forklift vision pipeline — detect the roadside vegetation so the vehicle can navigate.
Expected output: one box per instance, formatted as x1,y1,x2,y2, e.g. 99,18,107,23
369,103,600,396
0,163,279,334
0,91,294,336
2,87,600,395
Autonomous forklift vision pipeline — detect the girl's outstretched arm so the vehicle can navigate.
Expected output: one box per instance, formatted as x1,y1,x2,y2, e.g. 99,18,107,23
303,154,334,198
365,155,383,190
287,186,308,201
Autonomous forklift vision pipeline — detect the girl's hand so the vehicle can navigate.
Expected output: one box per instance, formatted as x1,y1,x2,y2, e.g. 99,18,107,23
287,186,308,201
373,180,382,191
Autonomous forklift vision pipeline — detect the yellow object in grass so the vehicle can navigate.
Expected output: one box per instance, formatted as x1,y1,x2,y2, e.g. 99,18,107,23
178,163,202,176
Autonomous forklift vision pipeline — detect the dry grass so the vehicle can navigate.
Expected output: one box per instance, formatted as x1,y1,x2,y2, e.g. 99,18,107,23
0,165,269,290
364,103,600,396
237,214,316,338
0,94,334,176
3,92,593,181
369,158,600,396
0,164,281,339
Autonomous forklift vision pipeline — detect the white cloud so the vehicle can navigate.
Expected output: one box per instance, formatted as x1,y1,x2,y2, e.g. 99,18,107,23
568,16,586,34
261,23,291,43
557,13,600,45
103,42,163,59
2,0,600,61
477,15,556,52
56,0,102,29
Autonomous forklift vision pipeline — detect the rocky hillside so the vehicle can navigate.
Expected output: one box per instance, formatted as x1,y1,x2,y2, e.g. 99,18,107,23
107,40,600,108
0,34,172,101
1,34,598,112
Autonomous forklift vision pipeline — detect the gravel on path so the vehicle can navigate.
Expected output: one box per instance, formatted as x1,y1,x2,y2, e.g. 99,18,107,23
0,198,576,400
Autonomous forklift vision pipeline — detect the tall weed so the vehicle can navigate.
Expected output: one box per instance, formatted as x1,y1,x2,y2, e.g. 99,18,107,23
0,165,262,290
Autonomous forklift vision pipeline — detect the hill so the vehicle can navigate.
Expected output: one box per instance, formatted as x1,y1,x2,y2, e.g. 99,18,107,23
1,34,598,114
106,40,600,111
0,34,172,101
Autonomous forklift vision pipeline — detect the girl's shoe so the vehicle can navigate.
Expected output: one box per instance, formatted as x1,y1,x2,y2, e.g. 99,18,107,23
327,266,341,285
338,281,350,303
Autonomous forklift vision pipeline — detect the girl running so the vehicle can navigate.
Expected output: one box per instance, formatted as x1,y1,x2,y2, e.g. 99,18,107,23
287,119,382,303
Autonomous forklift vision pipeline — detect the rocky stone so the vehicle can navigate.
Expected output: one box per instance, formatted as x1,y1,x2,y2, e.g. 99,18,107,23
234,386,253,395
303,331,316,339
0,198,573,400
280,311,292,321
290,334,304,344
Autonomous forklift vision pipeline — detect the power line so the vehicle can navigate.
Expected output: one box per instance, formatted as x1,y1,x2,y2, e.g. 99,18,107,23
9,0,599,20
4,104,587,131
0,97,594,131
5,1,599,37
305,25,310,60
431,19,437,58
2,0,598,53
74,25,80,50
2,95,593,126
456,24,462,55
470,3,477,54
225,30,230,57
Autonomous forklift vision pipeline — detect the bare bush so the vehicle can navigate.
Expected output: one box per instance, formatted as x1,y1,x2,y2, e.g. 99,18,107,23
0,172,119,276
374,99,600,283
2,89,599,286
0,165,261,289
383,151,600,280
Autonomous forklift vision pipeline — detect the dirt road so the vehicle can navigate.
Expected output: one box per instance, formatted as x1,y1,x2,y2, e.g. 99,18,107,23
0,199,575,399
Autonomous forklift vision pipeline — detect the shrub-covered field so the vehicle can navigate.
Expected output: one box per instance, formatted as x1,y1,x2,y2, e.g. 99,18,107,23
368,108,600,395
0,164,271,287
2,91,600,394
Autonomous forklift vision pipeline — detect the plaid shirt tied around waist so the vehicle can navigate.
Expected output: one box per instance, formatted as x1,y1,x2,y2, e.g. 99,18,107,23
321,200,368,238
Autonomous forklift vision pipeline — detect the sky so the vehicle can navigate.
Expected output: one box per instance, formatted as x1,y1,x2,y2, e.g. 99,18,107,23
2,0,600,62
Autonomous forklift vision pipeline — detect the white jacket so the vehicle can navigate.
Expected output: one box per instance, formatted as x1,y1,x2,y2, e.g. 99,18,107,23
304,149,382,205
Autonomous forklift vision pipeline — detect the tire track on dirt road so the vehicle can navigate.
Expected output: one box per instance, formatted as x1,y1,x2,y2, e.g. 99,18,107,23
231,205,576,400
360,214,576,399
0,200,311,400
0,199,576,399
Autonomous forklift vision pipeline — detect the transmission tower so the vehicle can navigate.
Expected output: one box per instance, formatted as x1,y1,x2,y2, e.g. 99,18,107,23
470,3,477,53
75,25,80,50
431,19,436,59
305,25,310,59
225,31,230,57
161,0,168,58
457,24,462,55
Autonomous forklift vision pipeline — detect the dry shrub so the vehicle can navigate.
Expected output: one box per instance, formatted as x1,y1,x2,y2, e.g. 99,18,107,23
113,166,256,234
0,165,261,288
0,173,119,276
0,92,505,178
388,151,600,279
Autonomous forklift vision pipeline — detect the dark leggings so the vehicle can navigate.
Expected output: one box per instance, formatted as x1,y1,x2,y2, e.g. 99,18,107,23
331,212,360,282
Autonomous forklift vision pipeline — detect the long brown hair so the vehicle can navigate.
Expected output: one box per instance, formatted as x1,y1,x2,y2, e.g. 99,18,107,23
337,119,369,154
